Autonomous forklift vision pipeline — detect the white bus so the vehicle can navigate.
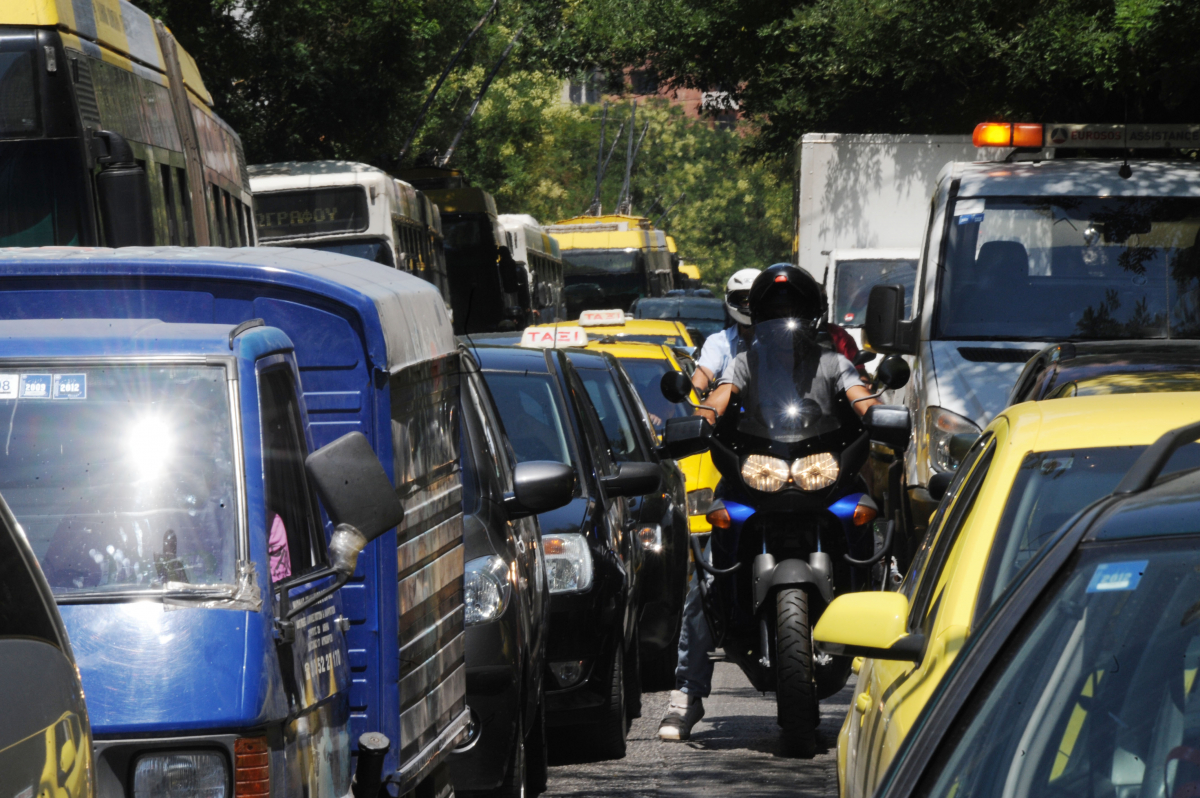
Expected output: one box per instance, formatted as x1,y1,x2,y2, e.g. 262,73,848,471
249,161,449,302
499,214,567,322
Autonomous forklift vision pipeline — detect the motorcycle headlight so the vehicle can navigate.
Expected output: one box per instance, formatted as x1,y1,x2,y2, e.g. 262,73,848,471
133,751,228,798
926,406,981,472
464,555,512,626
741,454,790,492
791,453,840,490
543,533,593,594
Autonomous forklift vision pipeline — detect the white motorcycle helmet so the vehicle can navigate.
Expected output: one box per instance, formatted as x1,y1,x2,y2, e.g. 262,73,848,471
724,268,761,326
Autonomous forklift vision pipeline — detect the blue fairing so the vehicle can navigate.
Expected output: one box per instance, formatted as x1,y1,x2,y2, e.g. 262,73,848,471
60,604,284,734
828,493,866,525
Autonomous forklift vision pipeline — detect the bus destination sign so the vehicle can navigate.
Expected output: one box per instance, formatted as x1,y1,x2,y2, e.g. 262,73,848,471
254,187,370,240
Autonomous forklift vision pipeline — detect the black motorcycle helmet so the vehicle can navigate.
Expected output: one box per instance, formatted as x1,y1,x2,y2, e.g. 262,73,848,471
747,264,826,337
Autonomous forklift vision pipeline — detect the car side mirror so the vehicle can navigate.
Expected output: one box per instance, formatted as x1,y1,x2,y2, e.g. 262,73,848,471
93,130,154,247
928,470,954,502
504,461,576,520
658,415,713,460
948,432,980,466
875,355,910,391
600,462,662,498
863,284,917,356
813,592,924,662
660,370,693,404
863,405,911,453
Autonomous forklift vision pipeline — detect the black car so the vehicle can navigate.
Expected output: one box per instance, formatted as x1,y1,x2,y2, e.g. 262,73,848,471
628,295,728,348
868,421,1200,798
0,490,94,797
561,348,691,688
1007,340,1200,404
469,343,661,760
451,355,574,796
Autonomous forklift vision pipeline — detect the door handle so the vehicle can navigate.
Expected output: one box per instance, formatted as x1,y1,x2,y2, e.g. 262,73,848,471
855,691,872,714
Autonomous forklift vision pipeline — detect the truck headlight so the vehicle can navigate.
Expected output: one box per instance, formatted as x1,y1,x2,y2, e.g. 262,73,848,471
543,533,593,594
464,555,512,626
133,751,228,798
741,454,789,492
686,488,713,516
925,407,981,472
791,452,839,490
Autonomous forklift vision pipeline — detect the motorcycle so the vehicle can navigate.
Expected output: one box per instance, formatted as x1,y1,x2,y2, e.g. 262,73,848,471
659,319,912,756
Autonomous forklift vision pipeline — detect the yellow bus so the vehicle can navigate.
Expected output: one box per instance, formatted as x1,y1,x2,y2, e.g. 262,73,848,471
1,0,253,248
546,214,676,317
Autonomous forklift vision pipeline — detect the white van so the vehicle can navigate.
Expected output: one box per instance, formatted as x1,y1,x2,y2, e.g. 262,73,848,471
862,123,1200,523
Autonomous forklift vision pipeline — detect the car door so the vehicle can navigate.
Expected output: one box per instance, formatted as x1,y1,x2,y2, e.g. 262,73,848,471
847,431,999,798
257,361,352,798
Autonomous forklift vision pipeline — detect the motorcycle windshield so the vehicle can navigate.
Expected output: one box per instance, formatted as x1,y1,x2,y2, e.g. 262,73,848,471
735,319,843,444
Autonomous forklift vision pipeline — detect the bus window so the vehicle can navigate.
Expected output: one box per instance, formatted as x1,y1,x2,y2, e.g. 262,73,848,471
0,140,87,246
224,191,240,246
160,164,180,245
177,168,196,246
210,185,225,246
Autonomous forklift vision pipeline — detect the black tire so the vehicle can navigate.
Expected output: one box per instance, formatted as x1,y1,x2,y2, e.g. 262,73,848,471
584,641,628,760
775,587,820,758
525,697,548,797
488,713,526,798
625,627,642,720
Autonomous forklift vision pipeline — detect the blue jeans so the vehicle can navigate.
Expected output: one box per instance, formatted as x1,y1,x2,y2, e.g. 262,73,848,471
675,536,720,697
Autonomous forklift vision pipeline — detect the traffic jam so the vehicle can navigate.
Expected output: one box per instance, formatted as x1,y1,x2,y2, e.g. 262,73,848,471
5,1,1200,797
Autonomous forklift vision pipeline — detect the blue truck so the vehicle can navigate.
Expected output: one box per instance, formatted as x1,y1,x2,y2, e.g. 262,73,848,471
0,248,469,798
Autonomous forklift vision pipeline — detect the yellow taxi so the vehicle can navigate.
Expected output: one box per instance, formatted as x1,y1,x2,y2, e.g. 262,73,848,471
580,336,720,534
814,392,1200,798
575,309,695,349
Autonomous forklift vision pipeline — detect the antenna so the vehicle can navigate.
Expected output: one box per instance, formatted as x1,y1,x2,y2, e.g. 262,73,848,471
615,101,637,215
615,119,650,214
438,27,524,168
654,191,686,228
587,103,608,216
586,118,626,216
399,0,498,164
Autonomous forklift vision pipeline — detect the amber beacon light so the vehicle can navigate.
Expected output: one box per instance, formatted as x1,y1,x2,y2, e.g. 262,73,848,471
972,122,1044,148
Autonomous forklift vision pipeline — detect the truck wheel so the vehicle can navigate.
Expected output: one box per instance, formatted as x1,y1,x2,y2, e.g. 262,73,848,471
585,641,627,760
525,696,548,796
625,625,642,720
775,588,820,758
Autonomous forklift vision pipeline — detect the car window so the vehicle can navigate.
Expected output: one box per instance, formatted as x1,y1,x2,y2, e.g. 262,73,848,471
463,366,513,490
973,442,1200,625
481,371,573,465
907,438,996,634
575,366,645,463
612,358,661,445
0,512,62,647
615,356,692,433
568,369,616,478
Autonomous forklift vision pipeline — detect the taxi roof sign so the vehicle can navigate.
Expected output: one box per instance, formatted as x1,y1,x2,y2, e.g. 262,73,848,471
973,122,1200,149
520,326,589,349
578,309,627,327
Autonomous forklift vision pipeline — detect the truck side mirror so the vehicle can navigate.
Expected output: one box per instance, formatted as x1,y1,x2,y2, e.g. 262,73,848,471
504,461,576,520
875,355,911,391
863,405,912,453
658,415,713,460
660,370,692,404
93,130,154,247
863,285,917,356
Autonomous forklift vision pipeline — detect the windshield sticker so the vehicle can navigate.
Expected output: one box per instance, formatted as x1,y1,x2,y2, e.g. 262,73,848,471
53,373,86,399
1087,560,1148,594
958,213,984,225
19,374,52,399
955,199,985,216
0,374,15,399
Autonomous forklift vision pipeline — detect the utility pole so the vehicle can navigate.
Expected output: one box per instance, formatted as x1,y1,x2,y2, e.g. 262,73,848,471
399,0,498,164
438,28,523,168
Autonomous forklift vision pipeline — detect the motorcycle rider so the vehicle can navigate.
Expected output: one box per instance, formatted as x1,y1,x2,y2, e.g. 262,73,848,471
691,268,760,396
658,264,878,742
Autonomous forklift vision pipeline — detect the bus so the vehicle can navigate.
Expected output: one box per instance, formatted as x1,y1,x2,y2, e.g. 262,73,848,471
499,213,566,322
402,166,524,334
249,161,451,303
1,0,254,248
545,214,675,318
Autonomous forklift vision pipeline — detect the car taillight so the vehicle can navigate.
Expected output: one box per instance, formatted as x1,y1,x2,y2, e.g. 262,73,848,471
234,737,269,797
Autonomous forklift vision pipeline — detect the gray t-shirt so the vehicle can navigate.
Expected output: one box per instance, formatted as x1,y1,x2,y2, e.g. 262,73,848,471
720,348,863,414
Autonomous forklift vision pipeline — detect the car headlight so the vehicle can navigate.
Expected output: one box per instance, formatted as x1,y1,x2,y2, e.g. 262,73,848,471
464,555,512,626
791,452,839,490
133,751,228,798
741,454,790,492
926,406,981,472
543,533,593,594
686,488,714,516
636,524,663,552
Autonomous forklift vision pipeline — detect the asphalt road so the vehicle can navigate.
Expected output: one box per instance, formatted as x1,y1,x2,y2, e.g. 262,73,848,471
545,661,852,797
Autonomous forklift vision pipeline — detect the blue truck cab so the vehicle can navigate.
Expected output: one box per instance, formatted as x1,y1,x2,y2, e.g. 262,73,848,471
0,249,468,798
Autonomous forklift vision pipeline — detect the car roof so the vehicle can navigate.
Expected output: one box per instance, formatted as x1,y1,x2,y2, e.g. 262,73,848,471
1011,341,1200,402
1001,392,1200,452
585,339,675,360
0,318,290,359
954,158,1200,198
0,246,455,374
469,342,553,373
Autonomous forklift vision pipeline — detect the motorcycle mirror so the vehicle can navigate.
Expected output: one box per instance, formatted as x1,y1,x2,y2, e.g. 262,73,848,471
853,350,877,367
863,405,911,453
876,355,910,391
928,471,954,502
660,370,693,404
658,415,713,459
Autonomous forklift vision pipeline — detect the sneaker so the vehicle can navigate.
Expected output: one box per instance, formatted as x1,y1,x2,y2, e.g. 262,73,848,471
658,690,705,741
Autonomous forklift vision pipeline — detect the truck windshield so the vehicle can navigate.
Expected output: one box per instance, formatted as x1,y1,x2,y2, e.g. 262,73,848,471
835,259,916,327
563,249,642,276
937,196,1200,340
0,140,89,246
0,365,240,598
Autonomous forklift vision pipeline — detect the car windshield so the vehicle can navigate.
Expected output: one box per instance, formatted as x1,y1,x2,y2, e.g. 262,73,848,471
633,298,727,337
573,366,643,462
920,538,1200,798
614,357,693,433
975,444,1200,621
480,372,574,464
834,258,916,327
0,364,239,597
937,196,1200,341
290,238,394,266
562,249,642,276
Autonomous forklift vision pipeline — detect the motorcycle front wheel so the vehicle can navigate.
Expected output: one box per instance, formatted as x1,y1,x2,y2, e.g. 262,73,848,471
775,587,820,758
